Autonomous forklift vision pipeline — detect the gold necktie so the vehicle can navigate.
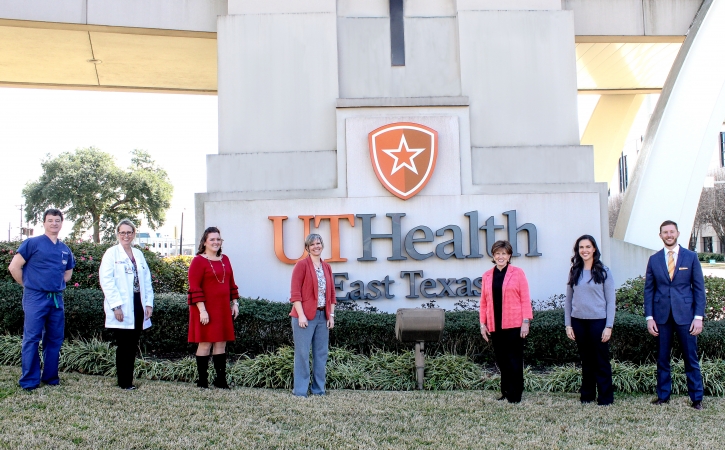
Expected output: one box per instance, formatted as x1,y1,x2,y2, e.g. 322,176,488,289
667,251,675,280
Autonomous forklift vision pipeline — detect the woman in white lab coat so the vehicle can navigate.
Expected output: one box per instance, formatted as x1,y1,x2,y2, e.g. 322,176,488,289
99,219,154,390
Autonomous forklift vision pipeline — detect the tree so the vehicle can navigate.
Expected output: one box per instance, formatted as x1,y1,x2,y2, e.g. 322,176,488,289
690,168,725,252
690,186,712,250
703,168,725,252
607,194,624,238
23,147,173,243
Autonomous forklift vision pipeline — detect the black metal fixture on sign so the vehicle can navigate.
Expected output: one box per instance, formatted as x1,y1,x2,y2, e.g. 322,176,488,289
390,0,405,66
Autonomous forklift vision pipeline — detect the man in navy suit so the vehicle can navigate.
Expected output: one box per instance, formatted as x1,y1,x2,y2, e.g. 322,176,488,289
644,220,706,410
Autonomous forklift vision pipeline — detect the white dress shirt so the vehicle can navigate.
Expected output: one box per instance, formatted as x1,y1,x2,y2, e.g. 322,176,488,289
663,244,679,268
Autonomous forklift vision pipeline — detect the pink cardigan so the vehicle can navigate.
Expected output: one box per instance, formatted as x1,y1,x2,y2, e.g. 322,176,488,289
479,265,533,332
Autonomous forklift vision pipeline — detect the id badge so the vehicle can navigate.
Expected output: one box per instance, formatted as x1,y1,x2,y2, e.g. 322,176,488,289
124,265,133,274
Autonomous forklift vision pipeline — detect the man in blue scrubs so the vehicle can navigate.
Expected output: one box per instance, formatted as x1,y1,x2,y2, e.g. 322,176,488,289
8,209,75,390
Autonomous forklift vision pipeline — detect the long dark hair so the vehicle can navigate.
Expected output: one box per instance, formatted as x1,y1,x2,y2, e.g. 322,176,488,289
197,226,222,256
567,235,607,287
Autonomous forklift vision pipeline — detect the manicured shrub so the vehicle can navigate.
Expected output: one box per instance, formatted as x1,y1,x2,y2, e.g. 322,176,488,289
0,284,107,338
0,240,189,293
149,255,192,294
2,284,724,364
615,276,645,316
705,276,725,321
616,275,725,321
698,252,725,262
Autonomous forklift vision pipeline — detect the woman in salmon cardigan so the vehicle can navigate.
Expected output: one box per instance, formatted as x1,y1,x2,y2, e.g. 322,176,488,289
289,233,336,397
479,240,533,403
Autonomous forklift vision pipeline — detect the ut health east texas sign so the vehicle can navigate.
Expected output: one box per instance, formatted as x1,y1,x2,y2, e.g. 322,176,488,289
268,123,541,302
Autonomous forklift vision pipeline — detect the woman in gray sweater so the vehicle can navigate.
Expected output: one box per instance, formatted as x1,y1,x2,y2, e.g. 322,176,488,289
565,235,615,405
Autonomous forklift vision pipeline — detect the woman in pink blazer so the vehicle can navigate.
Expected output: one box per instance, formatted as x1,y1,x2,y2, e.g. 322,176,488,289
479,240,533,403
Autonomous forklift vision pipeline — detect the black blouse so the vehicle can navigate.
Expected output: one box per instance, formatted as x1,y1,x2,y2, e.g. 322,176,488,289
492,264,508,332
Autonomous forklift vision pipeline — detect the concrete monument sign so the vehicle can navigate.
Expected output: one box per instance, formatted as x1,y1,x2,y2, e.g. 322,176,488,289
197,0,607,311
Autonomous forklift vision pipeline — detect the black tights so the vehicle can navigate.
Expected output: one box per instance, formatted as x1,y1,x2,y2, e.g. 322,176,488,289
115,292,144,388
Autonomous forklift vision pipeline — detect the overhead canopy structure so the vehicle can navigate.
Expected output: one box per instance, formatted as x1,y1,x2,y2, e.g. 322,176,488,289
0,0,702,94
576,37,683,93
0,19,217,94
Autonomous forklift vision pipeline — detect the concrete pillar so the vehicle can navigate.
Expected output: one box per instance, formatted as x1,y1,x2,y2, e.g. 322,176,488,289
210,0,339,194
581,94,644,184
614,0,725,249
458,6,580,148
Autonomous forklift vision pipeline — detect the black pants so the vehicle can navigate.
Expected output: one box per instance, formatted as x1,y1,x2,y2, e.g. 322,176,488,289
571,317,613,405
491,327,524,403
115,293,144,388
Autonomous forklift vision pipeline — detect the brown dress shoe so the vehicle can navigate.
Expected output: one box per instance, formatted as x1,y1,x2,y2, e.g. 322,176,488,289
651,398,669,405
691,401,703,410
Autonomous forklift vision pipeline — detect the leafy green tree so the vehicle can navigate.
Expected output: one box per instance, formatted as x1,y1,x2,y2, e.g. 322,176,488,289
23,147,173,243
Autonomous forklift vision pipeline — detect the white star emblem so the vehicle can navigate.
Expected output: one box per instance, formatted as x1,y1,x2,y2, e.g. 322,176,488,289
381,134,426,175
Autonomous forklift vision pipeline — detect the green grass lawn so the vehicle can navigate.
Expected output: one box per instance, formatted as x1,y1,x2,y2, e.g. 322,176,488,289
1,366,723,449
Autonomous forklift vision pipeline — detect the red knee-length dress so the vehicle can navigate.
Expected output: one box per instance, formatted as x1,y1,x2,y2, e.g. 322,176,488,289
187,254,238,343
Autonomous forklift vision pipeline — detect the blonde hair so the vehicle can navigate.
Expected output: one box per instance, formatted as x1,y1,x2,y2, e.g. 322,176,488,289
304,233,324,251
116,218,137,234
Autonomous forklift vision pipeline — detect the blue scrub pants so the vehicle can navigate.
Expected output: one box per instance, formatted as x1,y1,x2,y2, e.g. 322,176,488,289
20,289,65,389
291,310,329,397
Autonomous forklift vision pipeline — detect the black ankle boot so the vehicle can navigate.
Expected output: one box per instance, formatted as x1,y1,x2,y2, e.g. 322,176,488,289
212,353,229,389
196,355,209,388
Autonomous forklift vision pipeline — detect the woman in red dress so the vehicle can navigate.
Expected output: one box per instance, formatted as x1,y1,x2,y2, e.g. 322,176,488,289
188,227,239,388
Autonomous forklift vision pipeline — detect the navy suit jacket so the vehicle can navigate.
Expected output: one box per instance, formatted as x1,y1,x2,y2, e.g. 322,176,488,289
643,246,706,325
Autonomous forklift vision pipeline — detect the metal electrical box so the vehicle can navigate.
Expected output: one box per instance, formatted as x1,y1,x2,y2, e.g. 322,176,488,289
395,309,445,343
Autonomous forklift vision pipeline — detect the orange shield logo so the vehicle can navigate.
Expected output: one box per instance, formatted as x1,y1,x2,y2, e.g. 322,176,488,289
368,122,438,200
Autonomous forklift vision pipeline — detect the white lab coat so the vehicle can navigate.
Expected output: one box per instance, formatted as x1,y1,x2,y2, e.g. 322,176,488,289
99,244,154,330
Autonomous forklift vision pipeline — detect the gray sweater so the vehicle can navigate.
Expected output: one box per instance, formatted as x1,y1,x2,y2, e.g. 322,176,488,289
564,267,615,328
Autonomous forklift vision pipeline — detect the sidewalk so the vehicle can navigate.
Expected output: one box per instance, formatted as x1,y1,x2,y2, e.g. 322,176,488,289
702,264,725,278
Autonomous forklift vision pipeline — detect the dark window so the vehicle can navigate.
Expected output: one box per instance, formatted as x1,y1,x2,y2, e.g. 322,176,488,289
390,0,405,66
720,132,725,167
720,239,725,254
702,236,713,253
618,152,628,193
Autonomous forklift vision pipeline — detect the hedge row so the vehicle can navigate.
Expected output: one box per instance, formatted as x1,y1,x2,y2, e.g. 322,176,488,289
698,252,725,263
2,282,724,365
615,275,725,321
2,336,725,395
0,241,190,293
3,238,723,319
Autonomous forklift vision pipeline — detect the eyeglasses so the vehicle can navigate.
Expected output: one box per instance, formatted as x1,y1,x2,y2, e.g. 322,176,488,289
118,231,135,236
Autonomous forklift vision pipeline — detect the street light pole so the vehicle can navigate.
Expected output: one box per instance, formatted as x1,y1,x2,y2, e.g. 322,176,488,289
17,204,23,241
179,211,184,256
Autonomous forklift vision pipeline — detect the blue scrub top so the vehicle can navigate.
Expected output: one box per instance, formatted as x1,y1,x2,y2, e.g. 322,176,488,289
17,235,76,292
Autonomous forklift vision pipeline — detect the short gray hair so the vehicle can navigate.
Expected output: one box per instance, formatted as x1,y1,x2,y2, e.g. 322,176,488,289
304,233,324,251
116,218,137,234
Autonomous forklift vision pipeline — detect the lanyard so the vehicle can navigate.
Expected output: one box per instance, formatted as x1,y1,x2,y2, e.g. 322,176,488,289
46,292,59,308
